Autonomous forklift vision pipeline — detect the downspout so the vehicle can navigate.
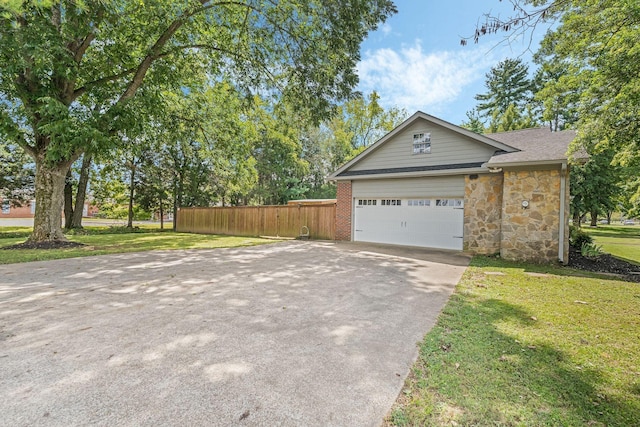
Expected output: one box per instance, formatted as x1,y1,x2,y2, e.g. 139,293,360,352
558,163,567,263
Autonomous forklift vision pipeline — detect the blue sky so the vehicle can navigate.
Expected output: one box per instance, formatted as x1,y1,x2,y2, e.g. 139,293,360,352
357,0,548,125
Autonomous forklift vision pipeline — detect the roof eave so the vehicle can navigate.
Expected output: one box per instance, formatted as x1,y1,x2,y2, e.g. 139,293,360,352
330,167,489,181
484,159,568,168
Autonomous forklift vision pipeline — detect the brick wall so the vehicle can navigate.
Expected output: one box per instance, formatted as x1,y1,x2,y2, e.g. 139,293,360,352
0,199,98,219
0,200,35,218
335,181,352,241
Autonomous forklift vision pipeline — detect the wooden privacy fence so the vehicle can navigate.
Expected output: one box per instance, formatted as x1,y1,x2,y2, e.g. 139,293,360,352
176,205,336,240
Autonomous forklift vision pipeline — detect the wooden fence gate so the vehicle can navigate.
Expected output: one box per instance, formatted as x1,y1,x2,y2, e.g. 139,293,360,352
176,205,336,240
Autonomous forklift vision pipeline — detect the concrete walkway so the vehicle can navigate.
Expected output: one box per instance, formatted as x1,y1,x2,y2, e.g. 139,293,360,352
0,241,469,426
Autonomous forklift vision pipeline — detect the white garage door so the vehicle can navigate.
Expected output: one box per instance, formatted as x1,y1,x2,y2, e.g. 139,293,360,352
353,198,464,250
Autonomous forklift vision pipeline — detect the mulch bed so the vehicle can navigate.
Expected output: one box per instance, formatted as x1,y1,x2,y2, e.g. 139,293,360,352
1,240,85,250
568,246,640,283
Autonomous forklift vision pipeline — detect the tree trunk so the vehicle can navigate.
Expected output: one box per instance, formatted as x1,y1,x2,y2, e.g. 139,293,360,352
159,197,164,230
573,211,581,228
63,169,74,229
173,197,178,231
71,153,93,229
590,210,598,227
127,162,136,229
30,157,71,242
172,169,183,232
174,186,183,232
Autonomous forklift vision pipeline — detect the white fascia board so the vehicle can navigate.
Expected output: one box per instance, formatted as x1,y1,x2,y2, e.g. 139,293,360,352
484,159,567,168
331,167,489,181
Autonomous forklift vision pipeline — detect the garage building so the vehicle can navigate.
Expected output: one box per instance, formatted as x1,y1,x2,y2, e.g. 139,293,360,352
329,111,576,263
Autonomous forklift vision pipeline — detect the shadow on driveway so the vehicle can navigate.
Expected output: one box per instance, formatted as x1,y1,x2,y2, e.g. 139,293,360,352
0,241,468,426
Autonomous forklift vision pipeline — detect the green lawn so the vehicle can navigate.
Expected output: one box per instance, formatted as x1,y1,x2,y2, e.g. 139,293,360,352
0,226,274,264
388,257,640,427
586,225,640,265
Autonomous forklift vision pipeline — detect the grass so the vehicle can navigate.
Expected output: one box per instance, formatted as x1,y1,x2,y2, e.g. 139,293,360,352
0,226,274,264
388,257,640,427
585,225,640,265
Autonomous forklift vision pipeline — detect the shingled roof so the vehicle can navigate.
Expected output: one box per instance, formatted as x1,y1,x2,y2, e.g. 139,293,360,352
485,128,577,167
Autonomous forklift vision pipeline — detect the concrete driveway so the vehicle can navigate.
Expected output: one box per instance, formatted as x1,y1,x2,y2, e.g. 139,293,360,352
0,241,469,426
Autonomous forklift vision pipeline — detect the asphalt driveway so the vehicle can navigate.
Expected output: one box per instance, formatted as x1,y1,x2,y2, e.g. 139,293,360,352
0,241,469,426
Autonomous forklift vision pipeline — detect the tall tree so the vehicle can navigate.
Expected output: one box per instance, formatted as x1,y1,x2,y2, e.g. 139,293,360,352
532,67,578,132
570,150,622,227
324,92,407,171
250,102,309,205
474,58,533,123
137,149,171,228
195,84,258,207
0,0,395,244
339,92,407,150
532,42,580,132
300,125,336,199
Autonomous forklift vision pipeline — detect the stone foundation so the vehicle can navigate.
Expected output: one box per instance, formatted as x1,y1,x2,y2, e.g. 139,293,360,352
464,174,503,255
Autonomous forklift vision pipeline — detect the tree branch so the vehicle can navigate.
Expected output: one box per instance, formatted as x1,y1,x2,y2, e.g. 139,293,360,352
116,19,186,103
116,0,297,104
73,32,96,63
0,109,36,158
460,0,570,47
72,67,138,100
68,7,104,64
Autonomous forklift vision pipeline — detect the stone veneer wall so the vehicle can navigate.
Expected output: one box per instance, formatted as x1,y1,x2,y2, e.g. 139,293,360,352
335,181,352,241
463,174,503,254
501,169,563,262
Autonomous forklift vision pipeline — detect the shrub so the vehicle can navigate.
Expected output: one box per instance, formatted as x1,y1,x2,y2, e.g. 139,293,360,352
569,225,593,248
581,242,604,259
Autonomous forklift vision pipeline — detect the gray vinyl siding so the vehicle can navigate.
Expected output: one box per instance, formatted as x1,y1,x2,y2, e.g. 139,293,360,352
350,118,497,172
352,176,464,198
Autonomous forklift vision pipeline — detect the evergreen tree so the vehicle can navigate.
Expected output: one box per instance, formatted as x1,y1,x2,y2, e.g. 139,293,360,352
475,58,533,119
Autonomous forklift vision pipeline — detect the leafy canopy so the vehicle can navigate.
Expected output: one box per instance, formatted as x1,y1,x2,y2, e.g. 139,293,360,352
0,0,397,165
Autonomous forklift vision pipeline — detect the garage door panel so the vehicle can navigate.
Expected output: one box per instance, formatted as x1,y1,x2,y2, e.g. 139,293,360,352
354,205,400,244
354,198,463,250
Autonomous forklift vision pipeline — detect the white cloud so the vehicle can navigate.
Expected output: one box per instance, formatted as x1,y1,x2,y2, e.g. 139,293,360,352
380,23,392,36
357,41,495,115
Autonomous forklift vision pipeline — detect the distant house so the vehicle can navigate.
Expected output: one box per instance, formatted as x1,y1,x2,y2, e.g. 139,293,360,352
0,198,98,219
0,199,36,218
328,111,577,263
